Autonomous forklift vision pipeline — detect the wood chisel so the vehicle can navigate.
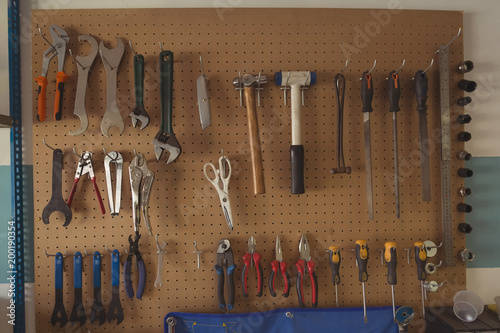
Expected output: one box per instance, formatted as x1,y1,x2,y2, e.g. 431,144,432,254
414,61,434,202
361,62,376,220
387,60,404,219
438,28,462,267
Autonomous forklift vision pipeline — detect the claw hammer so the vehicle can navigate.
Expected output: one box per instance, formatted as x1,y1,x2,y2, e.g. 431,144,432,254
275,71,316,194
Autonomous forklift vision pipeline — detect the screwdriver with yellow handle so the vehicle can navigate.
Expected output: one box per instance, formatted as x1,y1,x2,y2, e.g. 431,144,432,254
355,240,369,324
384,241,398,322
414,241,427,319
327,245,341,307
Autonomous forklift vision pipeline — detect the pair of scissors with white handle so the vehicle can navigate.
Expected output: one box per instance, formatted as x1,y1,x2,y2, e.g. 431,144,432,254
204,151,233,230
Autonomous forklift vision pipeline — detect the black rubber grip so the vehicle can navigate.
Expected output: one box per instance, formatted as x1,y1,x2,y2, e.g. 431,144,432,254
296,271,304,308
241,264,248,298
361,71,374,113
290,145,305,194
55,82,65,121
257,264,264,297
414,247,426,281
386,247,397,285
355,244,369,283
458,223,473,234
328,251,341,286
458,168,473,178
414,70,428,112
227,269,235,310
268,269,276,297
215,265,225,310
387,71,401,113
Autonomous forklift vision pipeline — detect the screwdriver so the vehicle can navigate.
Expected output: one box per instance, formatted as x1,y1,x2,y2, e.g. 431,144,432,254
355,240,369,323
361,66,375,220
327,245,341,307
414,241,427,319
388,62,403,218
384,241,398,322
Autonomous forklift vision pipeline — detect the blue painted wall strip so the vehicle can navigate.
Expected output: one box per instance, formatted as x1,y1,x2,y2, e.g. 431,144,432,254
466,157,500,269
8,0,25,331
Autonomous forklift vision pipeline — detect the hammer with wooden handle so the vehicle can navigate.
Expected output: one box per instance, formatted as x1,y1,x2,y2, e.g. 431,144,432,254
275,71,316,194
233,73,267,195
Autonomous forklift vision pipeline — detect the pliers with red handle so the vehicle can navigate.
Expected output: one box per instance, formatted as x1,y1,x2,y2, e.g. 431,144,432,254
269,235,290,297
67,151,105,214
241,236,263,298
295,234,318,308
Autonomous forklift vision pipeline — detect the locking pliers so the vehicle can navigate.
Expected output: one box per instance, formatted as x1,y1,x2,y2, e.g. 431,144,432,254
129,151,154,235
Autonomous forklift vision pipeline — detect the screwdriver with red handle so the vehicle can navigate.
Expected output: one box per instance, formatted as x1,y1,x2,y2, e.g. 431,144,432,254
414,241,427,319
384,241,398,322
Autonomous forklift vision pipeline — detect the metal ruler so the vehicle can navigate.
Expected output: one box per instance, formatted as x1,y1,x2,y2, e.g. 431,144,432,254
438,46,454,267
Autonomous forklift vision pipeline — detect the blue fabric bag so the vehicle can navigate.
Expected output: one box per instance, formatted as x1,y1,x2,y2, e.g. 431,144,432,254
165,306,398,332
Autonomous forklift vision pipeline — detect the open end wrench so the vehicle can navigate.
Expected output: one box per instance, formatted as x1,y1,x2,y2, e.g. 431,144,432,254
152,50,182,163
100,37,125,137
42,148,73,227
69,35,98,136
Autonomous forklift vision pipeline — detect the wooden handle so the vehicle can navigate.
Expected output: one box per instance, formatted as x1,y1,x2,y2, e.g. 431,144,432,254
244,86,265,195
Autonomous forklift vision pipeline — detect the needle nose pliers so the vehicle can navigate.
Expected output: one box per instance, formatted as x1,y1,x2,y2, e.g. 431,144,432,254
124,232,146,299
296,234,318,308
242,236,264,298
214,239,236,311
269,235,290,298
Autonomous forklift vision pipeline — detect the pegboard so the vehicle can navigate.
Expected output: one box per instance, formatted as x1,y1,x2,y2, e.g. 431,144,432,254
32,8,466,332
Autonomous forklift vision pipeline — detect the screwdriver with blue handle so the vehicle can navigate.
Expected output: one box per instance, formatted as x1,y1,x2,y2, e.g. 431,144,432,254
414,241,427,319
327,245,341,307
384,241,398,322
355,240,369,323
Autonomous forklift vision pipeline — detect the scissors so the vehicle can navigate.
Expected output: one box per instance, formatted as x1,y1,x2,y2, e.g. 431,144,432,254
204,151,233,230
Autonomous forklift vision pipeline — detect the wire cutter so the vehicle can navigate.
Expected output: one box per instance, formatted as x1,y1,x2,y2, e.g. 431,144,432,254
67,151,105,214
204,150,233,230
124,232,146,299
214,239,236,311
242,236,263,298
296,234,318,308
129,151,154,236
269,235,290,298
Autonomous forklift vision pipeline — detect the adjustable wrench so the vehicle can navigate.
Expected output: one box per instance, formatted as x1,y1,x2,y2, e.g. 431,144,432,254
100,37,125,137
69,35,98,136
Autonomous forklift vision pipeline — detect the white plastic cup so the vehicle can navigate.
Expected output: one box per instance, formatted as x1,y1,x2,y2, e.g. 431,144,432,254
453,291,484,322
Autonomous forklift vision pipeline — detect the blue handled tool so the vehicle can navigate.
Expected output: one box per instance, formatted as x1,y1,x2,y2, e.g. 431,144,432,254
50,252,68,327
107,249,124,324
70,251,86,326
124,232,147,299
89,251,106,325
214,239,236,311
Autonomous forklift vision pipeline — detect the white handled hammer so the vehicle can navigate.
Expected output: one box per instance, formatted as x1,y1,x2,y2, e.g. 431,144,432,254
275,71,316,194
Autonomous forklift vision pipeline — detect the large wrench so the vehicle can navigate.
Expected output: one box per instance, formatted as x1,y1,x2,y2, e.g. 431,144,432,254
69,35,98,136
100,37,125,137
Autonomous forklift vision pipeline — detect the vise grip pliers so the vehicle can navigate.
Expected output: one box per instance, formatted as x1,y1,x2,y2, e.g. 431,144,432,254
129,151,154,236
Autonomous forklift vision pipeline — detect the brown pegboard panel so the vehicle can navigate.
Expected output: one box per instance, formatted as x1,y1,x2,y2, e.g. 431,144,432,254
32,8,466,332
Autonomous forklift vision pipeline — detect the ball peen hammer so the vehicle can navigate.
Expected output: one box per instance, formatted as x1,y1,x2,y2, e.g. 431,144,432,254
275,71,316,194
233,73,267,195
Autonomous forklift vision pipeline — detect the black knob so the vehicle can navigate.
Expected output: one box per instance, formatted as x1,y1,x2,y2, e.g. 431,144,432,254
457,150,472,161
458,80,477,92
457,97,472,106
458,223,473,234
458,168,473,178
457,203,472,213
458,131,472,142
457,114,472,123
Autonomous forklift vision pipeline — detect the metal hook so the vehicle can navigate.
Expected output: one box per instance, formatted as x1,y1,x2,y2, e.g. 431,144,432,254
104,245,114,253
69,49,85,70
99,49,114,70
155,234,167,254
72,148,82,159
133,149,138,157
422,59,435,74
37,27,57,52
159,41,165,53
200,56,205,76
129,41,138,56
256,72,263,107
340,59,349,76
436,27,462,53
193,240,204,269
367,60,377,75
395,59,406,74
42,138,55,151
44,249,65,258
102,148,114,160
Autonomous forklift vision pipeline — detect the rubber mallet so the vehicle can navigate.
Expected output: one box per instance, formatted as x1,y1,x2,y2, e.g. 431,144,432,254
275,71,316,194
